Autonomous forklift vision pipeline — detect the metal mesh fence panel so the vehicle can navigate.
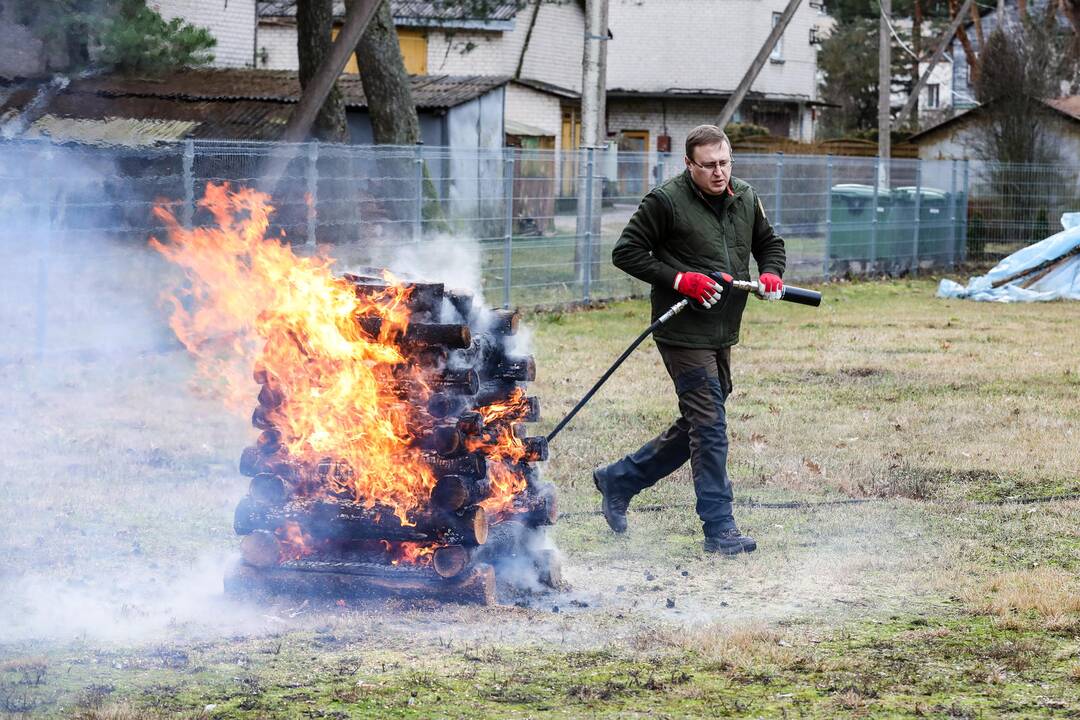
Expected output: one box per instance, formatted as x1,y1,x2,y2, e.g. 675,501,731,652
3,136,1077,362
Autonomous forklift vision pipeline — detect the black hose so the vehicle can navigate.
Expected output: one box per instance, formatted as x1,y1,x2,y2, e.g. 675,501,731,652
545,310,678,443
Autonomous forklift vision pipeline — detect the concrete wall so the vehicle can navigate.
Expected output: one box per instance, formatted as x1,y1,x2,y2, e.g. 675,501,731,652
256,23,299,70
151,0,257,68
916,112,1080,168
425,1,584,92
606,0,826,100
505,83,563,145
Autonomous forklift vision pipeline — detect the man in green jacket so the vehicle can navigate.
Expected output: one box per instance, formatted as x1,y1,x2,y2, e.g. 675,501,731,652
593,124,786,555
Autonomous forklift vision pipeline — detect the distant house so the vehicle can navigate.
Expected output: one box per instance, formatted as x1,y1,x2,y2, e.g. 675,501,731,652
907,96,1080,167
947,0,1074,112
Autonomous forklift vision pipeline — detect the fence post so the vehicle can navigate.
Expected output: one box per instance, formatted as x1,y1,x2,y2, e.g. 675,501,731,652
182,139,195,228
774,152,784,233
502,156,515,309
949,159,958,267
870,157,880,272
35,147,55,362
960,159,970,266
824,155,833,281
913,159,922,273
583,146,596,303
306,142,318,247
413,144,424,244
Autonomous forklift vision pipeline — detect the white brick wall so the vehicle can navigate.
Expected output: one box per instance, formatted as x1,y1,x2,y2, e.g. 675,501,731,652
151,0,256,68
425,1,584,93
607,0,822,101
505,82,563,146
258,23,299,70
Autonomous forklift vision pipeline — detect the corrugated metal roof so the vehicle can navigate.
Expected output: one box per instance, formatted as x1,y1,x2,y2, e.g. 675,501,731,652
0,70,509,142
25,115,199,146
258,1,521,21
70,69,508,110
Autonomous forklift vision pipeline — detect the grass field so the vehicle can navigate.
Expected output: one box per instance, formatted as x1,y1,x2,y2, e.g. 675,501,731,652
1,274,1079,719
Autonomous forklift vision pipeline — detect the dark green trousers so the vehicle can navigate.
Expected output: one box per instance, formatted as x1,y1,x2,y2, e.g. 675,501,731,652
596,343,735,536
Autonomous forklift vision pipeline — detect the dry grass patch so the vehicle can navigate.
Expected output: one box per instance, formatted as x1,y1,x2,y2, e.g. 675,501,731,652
963,568,1080,631
638,622,801,672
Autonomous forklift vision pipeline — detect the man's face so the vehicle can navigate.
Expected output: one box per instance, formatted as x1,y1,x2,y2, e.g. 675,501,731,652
685,142,733,196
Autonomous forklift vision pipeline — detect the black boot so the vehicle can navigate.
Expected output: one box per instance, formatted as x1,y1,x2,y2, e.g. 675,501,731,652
593,469,631,534
704,527,756,555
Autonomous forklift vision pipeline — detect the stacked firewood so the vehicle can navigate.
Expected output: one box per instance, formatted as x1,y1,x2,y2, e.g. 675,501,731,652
225,275,559,605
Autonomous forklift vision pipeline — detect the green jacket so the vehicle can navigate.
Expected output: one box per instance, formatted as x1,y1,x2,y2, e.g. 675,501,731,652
612,171,786,348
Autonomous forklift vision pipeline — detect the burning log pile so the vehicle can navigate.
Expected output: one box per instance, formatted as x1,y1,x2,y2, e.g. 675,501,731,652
224,276,559,606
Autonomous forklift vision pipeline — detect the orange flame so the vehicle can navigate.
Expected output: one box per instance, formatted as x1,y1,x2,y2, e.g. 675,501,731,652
150,183,435,523
276,521,312,561
380,540,436,566
476,387,530,425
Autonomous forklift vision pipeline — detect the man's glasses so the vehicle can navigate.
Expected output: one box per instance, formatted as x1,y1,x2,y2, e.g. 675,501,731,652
689,158,734,174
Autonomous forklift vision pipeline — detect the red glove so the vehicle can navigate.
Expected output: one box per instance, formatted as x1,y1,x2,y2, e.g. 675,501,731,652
758,272,783,301
674,271,728,308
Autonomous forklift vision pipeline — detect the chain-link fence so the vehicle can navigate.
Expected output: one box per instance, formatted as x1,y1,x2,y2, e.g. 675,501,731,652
1,137,1076,362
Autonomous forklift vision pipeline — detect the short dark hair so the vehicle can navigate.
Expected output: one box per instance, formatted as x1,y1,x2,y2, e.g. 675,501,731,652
685,125,731,159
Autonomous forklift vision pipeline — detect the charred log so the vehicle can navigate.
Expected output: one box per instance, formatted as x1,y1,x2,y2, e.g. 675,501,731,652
421,451,487,479
250,472,291,505
256,429,283,455
474,381,522,407
348,278,445,315
445,289,475,323
431,544,471,578
487,355,536,382
430,474,492,511
257,383,285,409
225,559,496,605
233,496,488,546
522,436,548,463
427,392,466,419
252,405,276,431
487,309,519,336
240,529,281,568
430,368,480,395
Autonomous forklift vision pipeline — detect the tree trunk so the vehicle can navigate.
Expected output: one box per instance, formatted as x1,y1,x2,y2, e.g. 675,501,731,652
351,0,420,144
296,0,349,143
949,0,980,85
970,0,985,54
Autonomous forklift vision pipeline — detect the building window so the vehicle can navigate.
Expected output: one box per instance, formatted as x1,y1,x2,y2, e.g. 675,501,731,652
926,83,940,109
334,27,428,75
771,12,784,61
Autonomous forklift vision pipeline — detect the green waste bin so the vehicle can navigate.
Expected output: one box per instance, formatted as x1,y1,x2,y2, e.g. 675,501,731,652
893,186,952,269
829,184,891,273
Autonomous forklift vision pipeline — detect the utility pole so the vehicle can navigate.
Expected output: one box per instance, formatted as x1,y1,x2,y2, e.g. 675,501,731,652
576,0,609,286
716,0,803,129
878,0,892,188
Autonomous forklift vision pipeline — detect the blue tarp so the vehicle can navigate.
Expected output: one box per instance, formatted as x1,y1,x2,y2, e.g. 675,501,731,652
937,213,1080,302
